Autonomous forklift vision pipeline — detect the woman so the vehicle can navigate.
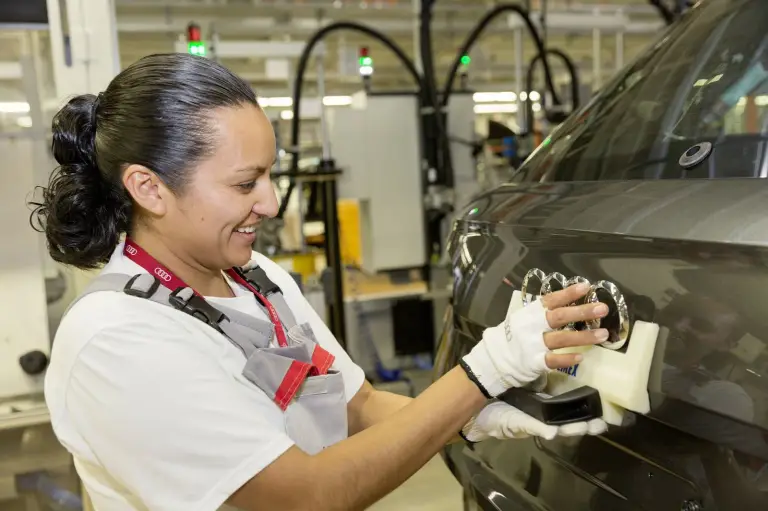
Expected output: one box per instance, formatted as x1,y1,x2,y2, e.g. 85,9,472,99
33,53,609,511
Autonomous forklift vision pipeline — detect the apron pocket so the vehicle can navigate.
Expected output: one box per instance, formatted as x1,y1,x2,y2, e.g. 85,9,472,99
284,372,349,455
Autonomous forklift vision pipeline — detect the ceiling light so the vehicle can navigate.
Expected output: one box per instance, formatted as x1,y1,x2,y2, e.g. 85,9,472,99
519,92,528,102
529,91,541,102
474,103,518,114
472,92,517,103
532,103,542,112
16,116,32,128
280,110,294,120
323,95,353,106
258,97,293,108
0,102,30,113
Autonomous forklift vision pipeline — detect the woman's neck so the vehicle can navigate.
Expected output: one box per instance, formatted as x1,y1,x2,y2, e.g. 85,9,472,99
129,230,234,298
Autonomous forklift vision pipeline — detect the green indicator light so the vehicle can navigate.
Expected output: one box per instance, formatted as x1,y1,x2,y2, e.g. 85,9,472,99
460,55,471,65
359,56,373,66
188,41,206,56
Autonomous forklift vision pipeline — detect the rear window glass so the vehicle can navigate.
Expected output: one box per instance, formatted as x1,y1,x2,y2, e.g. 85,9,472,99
526,0,768,182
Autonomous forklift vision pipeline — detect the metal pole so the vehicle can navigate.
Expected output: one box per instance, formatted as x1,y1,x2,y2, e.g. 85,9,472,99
321,171,346,347
592,26,602,91
412,0,423,74
514,27,524,129
316,50,332,161
615,20,624,72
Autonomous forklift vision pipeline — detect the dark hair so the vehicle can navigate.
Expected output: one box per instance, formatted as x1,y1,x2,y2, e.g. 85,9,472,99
30,53,259,269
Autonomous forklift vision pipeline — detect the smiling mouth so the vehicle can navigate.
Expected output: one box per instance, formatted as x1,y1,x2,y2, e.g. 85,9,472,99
235,225,258,234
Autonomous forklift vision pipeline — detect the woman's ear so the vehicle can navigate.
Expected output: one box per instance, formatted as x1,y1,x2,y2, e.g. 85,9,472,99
122,164,169,217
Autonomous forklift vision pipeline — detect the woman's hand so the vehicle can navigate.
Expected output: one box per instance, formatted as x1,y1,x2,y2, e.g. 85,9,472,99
461,282,609,398
461,401,608,442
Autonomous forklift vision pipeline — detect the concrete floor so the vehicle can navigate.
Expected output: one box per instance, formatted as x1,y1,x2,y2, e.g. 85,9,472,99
368,370,465,510
369,455,464,511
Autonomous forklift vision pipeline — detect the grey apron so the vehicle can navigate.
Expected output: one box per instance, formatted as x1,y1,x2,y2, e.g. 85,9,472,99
65,267,349,456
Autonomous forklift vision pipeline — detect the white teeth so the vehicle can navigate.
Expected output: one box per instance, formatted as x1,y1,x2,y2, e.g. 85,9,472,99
236,225,257,234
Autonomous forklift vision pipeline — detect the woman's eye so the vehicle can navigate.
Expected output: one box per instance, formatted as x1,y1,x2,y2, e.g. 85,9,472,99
237,181,257,191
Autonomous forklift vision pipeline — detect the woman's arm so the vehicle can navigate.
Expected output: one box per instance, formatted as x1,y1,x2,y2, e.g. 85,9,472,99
347,381,469,444
228,284,607,511
228,366,484,511
347,381,412,435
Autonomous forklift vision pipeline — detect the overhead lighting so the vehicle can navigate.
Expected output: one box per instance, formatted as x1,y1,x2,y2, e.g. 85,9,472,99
280,110,294,120
519,91,528,102
0,102,30,113
529,91,541,102
259,96,353,108
323,95,353,106
258,96,293,108
474,103,518,114
532,103,542,112
473,92,517,103
16,116,32,128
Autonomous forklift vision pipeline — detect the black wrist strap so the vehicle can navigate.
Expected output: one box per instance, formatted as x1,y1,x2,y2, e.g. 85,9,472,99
458,359,492,399
458,428,478,445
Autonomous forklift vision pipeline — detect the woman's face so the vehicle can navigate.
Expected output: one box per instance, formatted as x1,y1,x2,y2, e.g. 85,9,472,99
164,104,278,269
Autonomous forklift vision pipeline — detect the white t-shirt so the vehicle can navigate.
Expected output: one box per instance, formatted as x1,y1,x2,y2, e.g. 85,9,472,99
45,242,365,511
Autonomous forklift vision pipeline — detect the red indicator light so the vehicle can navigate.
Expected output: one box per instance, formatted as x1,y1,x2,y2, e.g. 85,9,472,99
187,23,202,43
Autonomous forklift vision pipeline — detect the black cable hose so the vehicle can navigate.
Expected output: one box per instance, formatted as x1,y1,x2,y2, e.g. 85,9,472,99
649,0,676,25
276,21,424,219
524,48,580,135
420,0,454,188
441,3,561,109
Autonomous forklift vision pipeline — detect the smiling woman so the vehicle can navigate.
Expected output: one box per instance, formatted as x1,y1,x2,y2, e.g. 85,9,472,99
29,52,610,511
31,53,277,295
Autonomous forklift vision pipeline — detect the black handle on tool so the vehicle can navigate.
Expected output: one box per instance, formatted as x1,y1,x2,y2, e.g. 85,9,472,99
499,385,603,426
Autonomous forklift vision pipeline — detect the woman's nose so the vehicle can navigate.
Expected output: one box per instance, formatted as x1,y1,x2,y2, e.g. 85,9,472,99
253,182,279,218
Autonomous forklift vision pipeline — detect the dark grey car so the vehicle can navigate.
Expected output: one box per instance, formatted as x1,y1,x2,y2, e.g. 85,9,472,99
435,1,768,509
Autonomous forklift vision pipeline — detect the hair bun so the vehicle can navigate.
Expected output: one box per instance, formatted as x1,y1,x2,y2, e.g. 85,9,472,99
30,92,128,269
51,94,100,168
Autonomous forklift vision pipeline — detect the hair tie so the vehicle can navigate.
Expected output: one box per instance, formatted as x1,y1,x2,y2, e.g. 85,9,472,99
91,92,103,126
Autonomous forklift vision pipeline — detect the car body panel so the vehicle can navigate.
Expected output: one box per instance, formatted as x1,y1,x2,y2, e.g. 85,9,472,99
438,179,768,510
436,1,768,508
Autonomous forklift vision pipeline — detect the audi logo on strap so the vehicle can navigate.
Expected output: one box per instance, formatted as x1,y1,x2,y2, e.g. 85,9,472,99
125,245,138,256
520,268,630,350
154,267,173,282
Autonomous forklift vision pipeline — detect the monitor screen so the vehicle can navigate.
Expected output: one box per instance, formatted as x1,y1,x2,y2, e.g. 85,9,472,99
0,0,47,25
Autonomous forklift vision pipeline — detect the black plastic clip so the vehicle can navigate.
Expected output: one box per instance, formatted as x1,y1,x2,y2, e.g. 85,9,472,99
237,266,281,295
124,274,161,299
168,288,228,328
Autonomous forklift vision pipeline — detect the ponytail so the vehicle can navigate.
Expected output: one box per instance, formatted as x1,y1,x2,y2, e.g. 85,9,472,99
30,94,131,269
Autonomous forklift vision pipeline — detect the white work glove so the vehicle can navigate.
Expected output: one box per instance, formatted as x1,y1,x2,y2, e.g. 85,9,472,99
460,298,553,398
461,401,608,442
460,283,607,398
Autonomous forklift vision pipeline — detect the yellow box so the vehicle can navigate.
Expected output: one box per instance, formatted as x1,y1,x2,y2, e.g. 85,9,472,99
337,199,362,268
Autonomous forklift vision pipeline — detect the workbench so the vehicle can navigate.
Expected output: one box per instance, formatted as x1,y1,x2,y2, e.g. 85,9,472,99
341,270,451,377
343,271,428,303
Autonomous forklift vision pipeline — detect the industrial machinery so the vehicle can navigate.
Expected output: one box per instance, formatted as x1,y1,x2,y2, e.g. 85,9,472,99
437,0,768,508
275,3,574,344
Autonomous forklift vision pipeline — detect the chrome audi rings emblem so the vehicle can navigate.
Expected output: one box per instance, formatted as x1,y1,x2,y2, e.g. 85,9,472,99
521,268,629,350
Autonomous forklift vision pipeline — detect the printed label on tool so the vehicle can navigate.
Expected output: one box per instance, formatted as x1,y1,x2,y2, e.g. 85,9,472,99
557,364,579,377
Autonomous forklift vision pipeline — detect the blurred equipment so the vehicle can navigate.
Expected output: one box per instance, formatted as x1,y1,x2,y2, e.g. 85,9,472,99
327,93,427,274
